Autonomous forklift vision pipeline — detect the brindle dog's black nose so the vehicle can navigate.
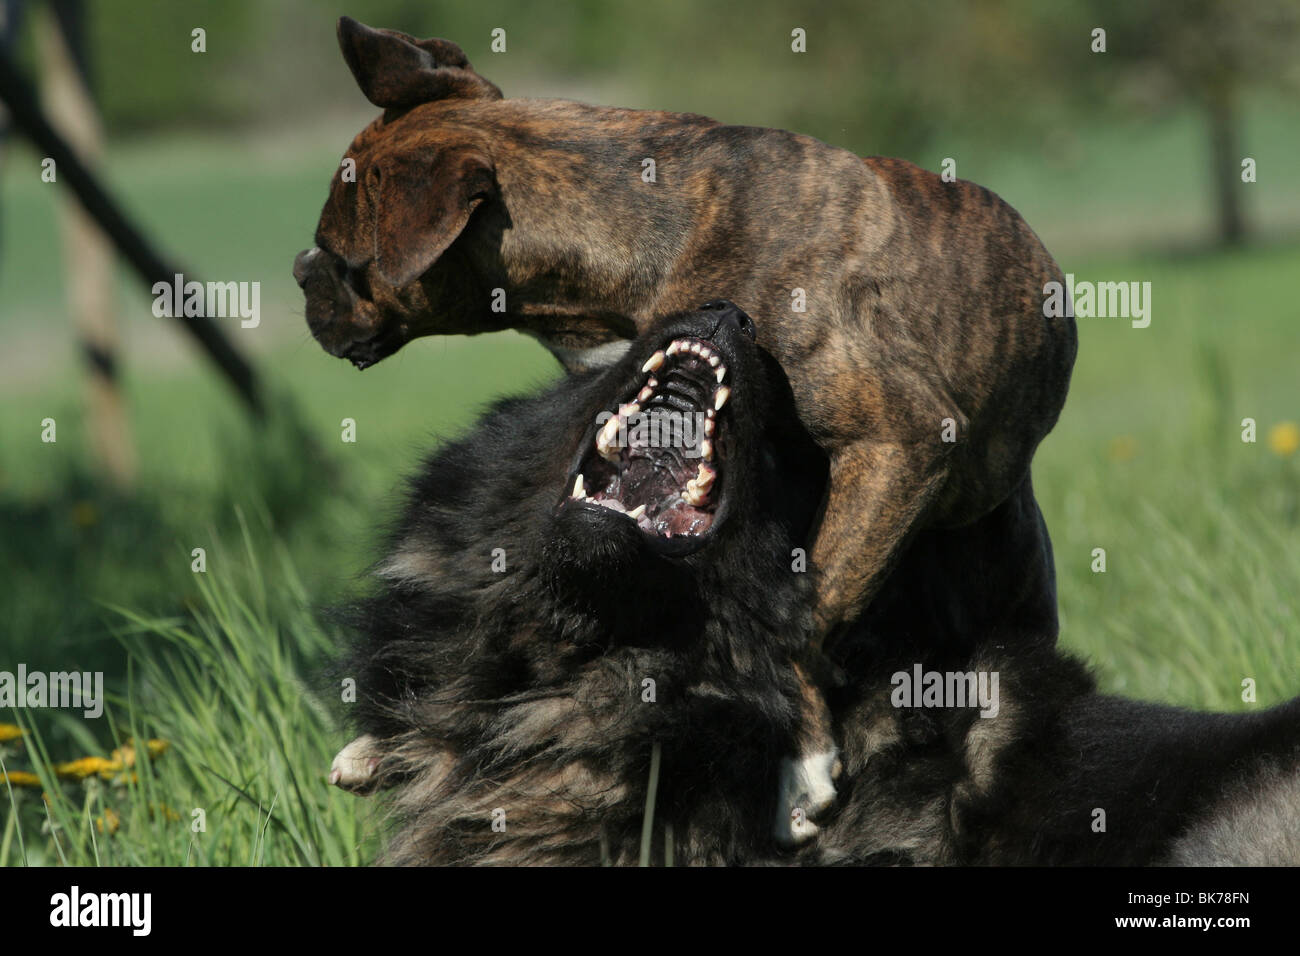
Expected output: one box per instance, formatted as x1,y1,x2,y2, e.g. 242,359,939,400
700,300,757,341
293,247,321,287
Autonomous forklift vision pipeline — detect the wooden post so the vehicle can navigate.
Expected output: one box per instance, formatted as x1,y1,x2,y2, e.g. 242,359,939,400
0,18,264,418
36,6,136,487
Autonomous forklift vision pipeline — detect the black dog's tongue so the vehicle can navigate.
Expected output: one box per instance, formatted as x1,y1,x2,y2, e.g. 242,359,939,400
620,422,707,534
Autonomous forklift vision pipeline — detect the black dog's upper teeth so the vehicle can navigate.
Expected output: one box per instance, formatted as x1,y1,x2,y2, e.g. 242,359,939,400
664,338,725,376
636,338,728,410
575,336,729,527
594,336,730,463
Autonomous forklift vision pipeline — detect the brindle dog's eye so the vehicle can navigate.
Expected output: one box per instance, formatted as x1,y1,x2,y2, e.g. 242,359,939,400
347,263,372,299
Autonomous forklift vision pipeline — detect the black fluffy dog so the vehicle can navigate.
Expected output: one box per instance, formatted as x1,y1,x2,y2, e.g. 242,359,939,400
814,511,1300,865
337,302,829,864
336,302,1300,866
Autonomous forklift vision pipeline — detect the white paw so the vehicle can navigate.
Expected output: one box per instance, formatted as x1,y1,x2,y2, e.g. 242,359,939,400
329,734,381,793
774,749,839,846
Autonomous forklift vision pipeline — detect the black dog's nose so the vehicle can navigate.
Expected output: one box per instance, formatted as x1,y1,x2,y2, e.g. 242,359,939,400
700,300,757,341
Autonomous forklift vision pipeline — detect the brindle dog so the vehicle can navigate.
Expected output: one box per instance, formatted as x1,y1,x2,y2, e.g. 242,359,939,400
298,17,1076,839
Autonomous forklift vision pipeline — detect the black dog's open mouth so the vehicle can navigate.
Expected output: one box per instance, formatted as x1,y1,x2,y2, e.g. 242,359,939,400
564,335,732,541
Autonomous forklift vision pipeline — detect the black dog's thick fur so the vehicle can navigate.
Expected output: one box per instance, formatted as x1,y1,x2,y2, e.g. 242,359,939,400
345,308,1300,866
346,306,828,864
811,455,1300,865
820,621,1300,865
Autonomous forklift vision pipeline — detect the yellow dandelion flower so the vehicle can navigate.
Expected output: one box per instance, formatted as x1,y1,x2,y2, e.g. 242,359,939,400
1107,435,1138,462
1268,422,1300,458
54,756,120,780
152,802,181,823
71,500,99,527
2,770,42,788
0,723,25,743
95,807,121,835
110,738,170,767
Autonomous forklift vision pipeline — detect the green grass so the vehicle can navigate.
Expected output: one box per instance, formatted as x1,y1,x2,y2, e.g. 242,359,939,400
2,103,1298,864
3,516,375,866
1034,244,1300,707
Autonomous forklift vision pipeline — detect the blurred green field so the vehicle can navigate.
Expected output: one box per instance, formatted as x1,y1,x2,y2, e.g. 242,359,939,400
2,97,1299,864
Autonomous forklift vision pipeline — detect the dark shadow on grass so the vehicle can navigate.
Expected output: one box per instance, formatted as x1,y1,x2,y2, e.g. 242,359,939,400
0,393,346,749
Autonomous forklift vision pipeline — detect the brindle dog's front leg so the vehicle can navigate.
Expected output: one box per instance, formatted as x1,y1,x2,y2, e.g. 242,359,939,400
810,440,951,649
776,439,952,845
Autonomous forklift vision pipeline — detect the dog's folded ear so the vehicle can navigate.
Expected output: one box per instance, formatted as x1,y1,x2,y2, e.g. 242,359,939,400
337,16,503,109
372,147,497,286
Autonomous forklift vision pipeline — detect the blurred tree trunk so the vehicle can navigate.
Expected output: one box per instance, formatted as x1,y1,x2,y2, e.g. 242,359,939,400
1206,85,1245,245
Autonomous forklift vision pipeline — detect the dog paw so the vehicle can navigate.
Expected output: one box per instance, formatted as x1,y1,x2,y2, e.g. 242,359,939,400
329,734,381,794
774,748,839,847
